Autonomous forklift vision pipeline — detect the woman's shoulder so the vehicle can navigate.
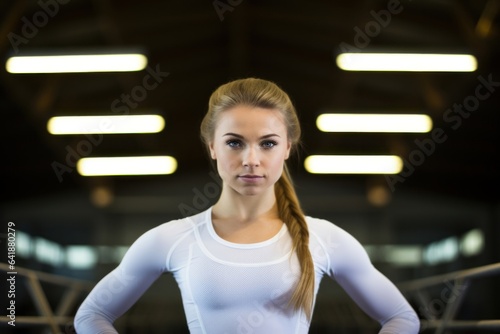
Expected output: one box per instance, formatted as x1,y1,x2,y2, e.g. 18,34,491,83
155,208,209,235
305,215,371,274
119,209,212,272
305,215,360,248
305,215,340,233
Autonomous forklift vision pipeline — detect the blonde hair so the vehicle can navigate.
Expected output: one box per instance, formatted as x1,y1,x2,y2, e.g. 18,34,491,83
200,78,314,319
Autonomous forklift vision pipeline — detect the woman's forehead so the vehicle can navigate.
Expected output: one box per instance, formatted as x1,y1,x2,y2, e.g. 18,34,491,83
215,106,287,136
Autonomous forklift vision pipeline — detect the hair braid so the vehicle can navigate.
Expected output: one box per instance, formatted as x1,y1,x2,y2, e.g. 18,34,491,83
275,165,314,320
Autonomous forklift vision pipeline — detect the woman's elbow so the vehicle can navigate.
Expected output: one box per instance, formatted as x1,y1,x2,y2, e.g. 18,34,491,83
73,305,117,334
381,309,421,334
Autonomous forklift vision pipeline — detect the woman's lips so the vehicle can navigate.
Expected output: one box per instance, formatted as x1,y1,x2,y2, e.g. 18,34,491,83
238,175,264,182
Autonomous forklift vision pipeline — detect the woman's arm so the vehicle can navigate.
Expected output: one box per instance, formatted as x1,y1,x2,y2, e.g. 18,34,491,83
323,223,420,333
74,226,170,334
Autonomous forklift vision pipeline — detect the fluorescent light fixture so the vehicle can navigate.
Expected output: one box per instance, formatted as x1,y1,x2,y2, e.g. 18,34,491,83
6,53,147,73
17,231,32,258
364,244,423,266
66,246,98,269
336,53,477,72
47,115,165,134
317,113,432,133
382,245,422,267
423,236,459,265
34,237,65,266
77,156,177,176
304,155,403,174
460,229,484,257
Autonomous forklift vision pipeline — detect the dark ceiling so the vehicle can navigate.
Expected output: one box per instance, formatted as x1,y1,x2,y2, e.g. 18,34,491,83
1,0,499,209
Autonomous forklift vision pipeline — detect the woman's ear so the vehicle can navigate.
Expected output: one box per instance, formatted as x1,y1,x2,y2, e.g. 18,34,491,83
284,141,291,160
209,141,216,160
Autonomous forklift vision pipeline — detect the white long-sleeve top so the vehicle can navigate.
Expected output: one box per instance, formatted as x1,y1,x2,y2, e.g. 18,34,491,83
74,207,420,333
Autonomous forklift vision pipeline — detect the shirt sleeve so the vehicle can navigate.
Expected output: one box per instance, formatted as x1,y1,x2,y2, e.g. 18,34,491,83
320,221,420,333
74,224,171,334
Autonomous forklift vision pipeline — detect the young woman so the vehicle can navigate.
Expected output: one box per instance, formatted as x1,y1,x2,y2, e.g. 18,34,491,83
74,78,420,333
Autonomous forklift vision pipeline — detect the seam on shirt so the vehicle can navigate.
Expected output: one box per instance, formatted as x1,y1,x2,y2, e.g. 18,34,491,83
206,205,289,249
195,220,293,267
165,214,201,271
309,228,332,275
207,218,289,249
166,227,195,271
186,242,208,334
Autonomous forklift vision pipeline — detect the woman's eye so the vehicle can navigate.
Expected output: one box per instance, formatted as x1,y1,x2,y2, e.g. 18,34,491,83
226,140,242,148
261,140,277,149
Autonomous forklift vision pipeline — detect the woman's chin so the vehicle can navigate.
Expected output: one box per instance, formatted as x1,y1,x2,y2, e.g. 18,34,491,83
238,188,261,197
232,184,264,197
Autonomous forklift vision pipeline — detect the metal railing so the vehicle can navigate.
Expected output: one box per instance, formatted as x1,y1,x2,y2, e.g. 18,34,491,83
0,262,94,334
399,262,500,333
2,262,500,333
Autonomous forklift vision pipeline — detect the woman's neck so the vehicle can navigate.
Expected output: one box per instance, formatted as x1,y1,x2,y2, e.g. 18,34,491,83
212,185,278,223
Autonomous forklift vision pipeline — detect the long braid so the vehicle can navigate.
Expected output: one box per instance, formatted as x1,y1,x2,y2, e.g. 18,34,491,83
275,165,315,320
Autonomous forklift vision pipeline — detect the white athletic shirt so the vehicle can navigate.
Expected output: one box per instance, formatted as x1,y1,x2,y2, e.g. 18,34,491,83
74,207,420,333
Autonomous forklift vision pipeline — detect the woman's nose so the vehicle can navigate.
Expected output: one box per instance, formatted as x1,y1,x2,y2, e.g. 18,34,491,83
242,147,260,167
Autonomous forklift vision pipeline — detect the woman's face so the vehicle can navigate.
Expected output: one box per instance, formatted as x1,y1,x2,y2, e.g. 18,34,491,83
209,105,291,197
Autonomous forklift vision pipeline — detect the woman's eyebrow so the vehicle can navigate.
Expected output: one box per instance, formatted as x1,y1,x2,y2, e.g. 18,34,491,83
223,132,281,139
